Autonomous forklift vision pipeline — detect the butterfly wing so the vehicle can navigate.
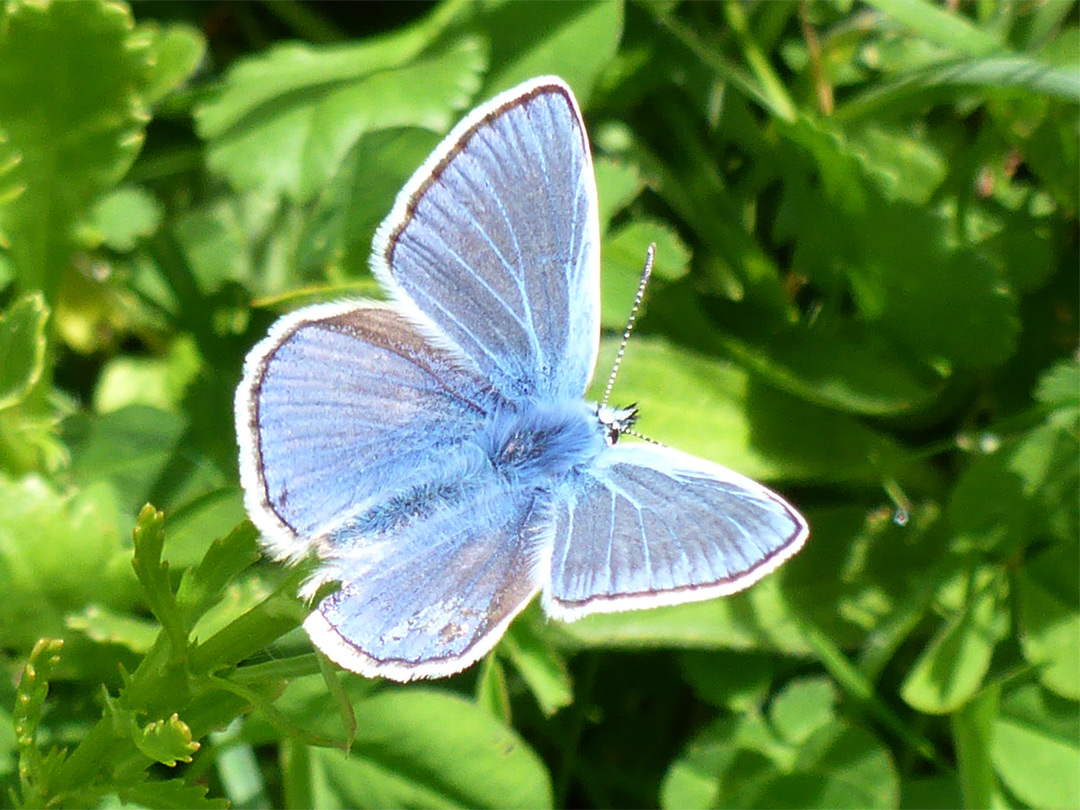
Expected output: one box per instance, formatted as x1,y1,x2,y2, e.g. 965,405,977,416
305,488,548,681
371,76,600,402
543,443,809,620
235,300,500,561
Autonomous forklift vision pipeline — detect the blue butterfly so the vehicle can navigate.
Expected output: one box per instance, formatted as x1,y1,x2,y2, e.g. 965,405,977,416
235,76,809,681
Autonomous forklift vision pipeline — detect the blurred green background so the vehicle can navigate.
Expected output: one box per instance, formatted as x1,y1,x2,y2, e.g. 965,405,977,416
0,1,1077,808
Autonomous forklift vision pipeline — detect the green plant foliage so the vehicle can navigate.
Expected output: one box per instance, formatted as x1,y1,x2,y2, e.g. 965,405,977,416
0,1,1076,807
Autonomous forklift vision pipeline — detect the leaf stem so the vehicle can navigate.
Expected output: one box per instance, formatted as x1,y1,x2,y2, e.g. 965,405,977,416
799,616,953,772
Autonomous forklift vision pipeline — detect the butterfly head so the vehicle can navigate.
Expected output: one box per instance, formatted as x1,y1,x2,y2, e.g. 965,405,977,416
597,403,639,446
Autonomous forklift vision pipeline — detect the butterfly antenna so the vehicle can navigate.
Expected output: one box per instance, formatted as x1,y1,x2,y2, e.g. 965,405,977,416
601,243,655,410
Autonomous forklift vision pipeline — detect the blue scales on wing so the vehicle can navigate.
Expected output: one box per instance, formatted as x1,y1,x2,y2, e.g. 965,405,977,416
244,302,501,549
544,444,809,620
243,300,587,678
305,481,548,680
373,81,601,402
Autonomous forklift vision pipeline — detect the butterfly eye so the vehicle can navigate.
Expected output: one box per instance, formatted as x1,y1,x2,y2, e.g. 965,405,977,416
597,404,639,446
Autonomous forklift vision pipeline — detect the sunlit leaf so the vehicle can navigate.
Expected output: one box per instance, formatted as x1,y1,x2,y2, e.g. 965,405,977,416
0,292,48,410
307,690,554,809
0,1,182,300
196,28,486,201
474,0,624,101
991,682,1080,810
901,566,1009,714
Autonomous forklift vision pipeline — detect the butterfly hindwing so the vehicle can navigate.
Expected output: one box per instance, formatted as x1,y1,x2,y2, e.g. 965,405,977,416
372,77,601,402
304,484,549,680
544,443,809,620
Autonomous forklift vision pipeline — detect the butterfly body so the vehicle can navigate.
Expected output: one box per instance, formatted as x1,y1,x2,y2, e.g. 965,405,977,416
237,77,808,681
483,397,606,483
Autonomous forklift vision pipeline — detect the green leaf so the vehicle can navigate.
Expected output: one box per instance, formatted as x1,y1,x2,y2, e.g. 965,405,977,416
600,219,690,330
315,648,358,750
837,56,1080,123
475,0,623,101
187,572,289,647
951,687,999,810
713,313,938,417
65,604,159,654
212,725,269,809
67,404,186,512
113,779,229,810
136,712,200,767
769,677,837,746
0,475,137,649
0,702,16,780
900,777,962,810
781,505,942,654
93,333,201,414
307,690,554,809
560,574,810,656
678,651,777,712
1036,359,1080,416
588,336,916,484
499,610,574,717
845,124,947,205
662,712,899,810
476,654,512,723
163,489,249,573
131,504,187,654
901,566,1008,714
195,30,486,201
188,570,308,674
14,638,65,806
978,214,1058,294
863,0,1004,57
1015,544,1080,700
660,714,782,810
83,185,165,252
0,390,70,475
175,521,261,629
991,682,1080,810
134,22,206,106
297,127,440,283
0,0,151,299
594,156,643,235
864,228,1018,373
731,724,900,809
0,292,48,410
238,672,377,749
782,116,1021,373
1022,105,1079,212
103,691,200,767
171,191,280,296
198,0,467,135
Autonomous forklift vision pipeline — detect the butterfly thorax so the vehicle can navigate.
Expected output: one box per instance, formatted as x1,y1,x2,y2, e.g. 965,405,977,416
481,399,606,487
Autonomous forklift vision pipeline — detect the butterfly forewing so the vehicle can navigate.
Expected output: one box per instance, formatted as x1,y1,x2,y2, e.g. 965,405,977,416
236,301,499,560
372,78,601,402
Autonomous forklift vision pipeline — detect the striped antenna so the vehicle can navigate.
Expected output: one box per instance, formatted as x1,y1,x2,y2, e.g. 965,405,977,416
601,243,655,410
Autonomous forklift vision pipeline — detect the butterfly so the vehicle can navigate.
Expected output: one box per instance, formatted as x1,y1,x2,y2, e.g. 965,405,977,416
235,76,809,681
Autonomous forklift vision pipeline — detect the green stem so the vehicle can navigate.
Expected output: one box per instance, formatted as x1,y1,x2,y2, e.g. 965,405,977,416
799,616,952,772
723,0,798,122
647,6,781,119
952,686,999,809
